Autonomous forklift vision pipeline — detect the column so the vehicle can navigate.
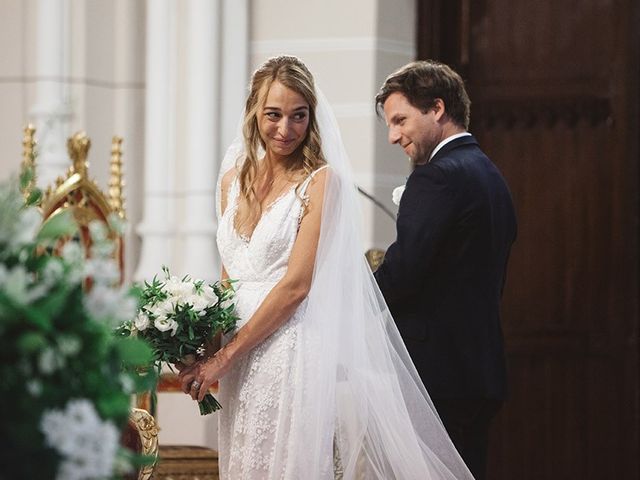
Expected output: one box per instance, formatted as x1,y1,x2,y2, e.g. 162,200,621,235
31,0,71,188
220,0,250,151
179,0,222,281
134,0,174,281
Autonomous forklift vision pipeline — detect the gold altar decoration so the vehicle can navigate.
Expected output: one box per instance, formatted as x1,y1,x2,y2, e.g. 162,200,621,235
126,408,160,480
21,125,37,201
21,128,127,282
365,248,385,272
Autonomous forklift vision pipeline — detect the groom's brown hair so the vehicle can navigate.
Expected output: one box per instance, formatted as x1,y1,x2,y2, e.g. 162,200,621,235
376,60,471,130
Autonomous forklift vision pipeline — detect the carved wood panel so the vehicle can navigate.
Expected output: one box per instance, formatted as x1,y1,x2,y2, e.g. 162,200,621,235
417,0,639,477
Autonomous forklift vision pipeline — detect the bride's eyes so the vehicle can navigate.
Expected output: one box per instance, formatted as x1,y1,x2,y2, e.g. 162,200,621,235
264,111,308,122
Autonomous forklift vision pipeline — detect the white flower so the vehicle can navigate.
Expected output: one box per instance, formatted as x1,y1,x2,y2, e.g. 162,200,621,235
164,276,195,303
92,240,115,258
134,312,150,331
392,185,406,206
84,258,120,285
42,258,64,284
84,285,137,326
61,241,84,266
57,334,82,357
154,316,179,336
26,379,43,396
190,295,210,314
13,208,42,246
150,299,176,319
107,213,127,236
38,347,65,375
88,220,108,242
83,284,120,320
41,399,119,480
119,373,135,394
1,265,29,304
201,285,218,304
115,293,138,324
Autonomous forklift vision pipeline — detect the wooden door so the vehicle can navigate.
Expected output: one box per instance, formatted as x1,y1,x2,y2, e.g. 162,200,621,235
417,1,639,478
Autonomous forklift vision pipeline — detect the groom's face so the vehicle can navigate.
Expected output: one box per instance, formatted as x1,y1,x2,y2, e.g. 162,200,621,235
383,92,442,166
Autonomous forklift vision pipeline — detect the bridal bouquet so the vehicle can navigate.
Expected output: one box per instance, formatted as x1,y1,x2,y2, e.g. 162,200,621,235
118,267,238,415
0,169,155,480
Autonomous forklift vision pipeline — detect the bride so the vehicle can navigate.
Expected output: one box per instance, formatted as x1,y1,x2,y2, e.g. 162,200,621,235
178,55,474,479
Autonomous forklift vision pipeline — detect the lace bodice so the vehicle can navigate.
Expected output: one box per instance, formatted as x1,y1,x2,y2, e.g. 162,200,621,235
217,174,315,286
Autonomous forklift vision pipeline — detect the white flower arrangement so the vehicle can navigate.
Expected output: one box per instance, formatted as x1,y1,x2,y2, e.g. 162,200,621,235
118,267,238,415
41,399,119,480
0,172,155,479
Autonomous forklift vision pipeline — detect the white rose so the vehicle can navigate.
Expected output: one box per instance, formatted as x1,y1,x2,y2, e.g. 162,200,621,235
134,312,150,331
190,295,210,314
201,285,218,304
154,316,179,336
150,300,175,318
164,276,195,303
392,185,406,206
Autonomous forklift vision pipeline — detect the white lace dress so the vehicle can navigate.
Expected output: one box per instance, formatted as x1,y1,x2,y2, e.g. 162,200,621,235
216,170,324,479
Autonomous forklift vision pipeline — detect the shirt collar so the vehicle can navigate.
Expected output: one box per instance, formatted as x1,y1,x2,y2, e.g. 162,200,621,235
428,132,472,162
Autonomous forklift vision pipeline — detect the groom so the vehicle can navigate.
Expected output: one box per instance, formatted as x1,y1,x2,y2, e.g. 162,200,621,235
373,60,517,480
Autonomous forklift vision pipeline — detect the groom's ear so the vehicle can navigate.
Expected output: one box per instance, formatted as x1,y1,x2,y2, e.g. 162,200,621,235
432,98,446,121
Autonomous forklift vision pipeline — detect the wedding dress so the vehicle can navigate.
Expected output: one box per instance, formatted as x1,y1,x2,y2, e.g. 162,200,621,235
216,169,327,478
215,89,474,479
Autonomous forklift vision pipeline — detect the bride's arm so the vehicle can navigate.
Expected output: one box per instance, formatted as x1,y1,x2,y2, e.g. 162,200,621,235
178,172,233,380
185,168,328,401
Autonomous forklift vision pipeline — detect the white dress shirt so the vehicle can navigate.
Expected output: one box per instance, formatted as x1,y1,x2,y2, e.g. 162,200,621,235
429,132,472,162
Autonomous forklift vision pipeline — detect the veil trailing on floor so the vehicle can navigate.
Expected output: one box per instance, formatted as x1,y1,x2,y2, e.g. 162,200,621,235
216,88,474,480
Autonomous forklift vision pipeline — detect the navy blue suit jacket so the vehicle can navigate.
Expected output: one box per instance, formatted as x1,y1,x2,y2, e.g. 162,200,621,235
375,135,517,400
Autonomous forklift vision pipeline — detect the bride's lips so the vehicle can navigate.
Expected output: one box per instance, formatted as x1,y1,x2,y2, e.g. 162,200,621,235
273,138,295,147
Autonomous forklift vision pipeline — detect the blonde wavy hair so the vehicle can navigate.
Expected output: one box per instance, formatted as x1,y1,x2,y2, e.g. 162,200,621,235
235,55,326,235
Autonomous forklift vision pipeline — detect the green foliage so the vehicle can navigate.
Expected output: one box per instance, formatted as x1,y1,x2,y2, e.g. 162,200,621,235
0,177,156,479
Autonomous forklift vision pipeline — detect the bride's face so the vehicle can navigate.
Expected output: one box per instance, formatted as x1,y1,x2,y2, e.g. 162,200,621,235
258,81,310,160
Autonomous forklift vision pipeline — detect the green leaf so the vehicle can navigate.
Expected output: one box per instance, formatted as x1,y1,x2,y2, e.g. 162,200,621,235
35,285,74,321
19,167,33,189
115,337,154,367
25,189,42,207
96,391,130,420
16,331,48,353
37,210,77,240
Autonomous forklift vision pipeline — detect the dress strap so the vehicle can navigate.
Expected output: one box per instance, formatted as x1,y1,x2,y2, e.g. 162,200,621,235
299,164,329,196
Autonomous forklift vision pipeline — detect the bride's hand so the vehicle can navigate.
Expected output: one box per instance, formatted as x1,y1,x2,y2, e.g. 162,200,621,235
188,350,233,402
178,363,199,394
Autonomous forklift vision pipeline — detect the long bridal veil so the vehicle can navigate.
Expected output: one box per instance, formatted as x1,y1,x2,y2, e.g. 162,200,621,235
216,88,474,479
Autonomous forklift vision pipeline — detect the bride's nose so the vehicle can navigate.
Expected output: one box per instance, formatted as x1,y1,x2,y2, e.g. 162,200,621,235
277,118,291,137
